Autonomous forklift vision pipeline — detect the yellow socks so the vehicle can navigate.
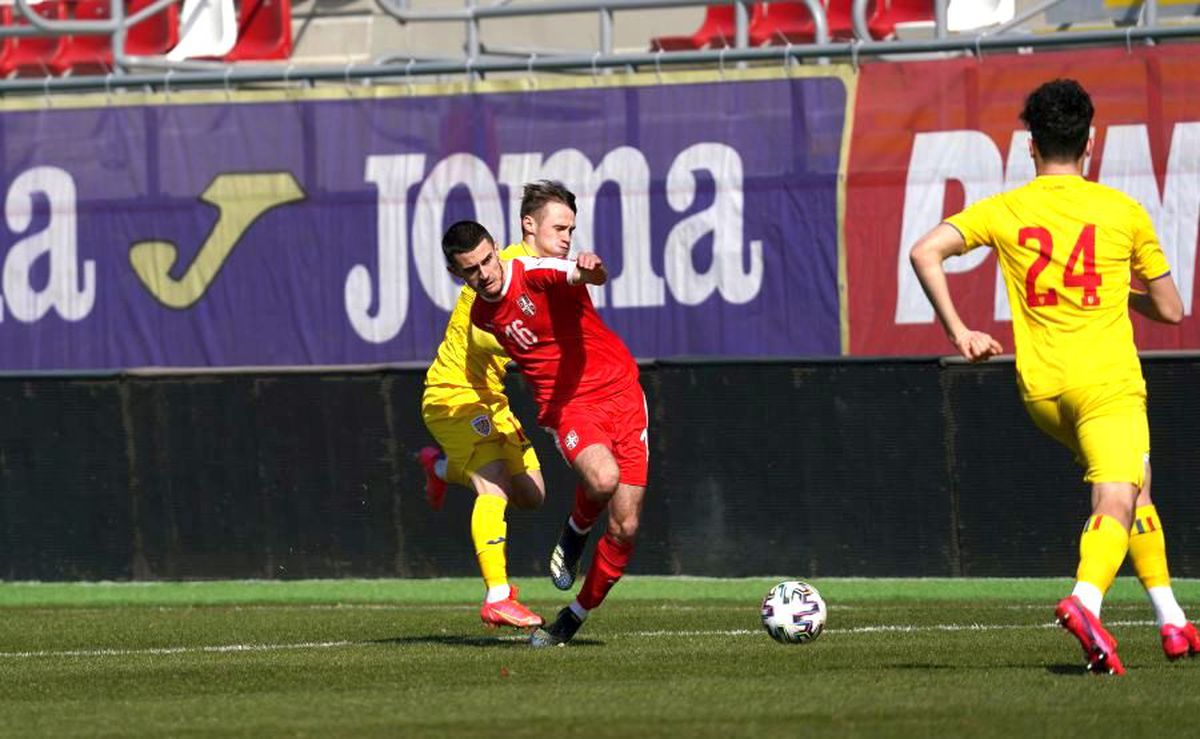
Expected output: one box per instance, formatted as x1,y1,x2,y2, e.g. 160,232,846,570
1072,507,1187,626
1128,505,1169,589
1075,514,1129,604
471,494,509,598
1128,504,1187,626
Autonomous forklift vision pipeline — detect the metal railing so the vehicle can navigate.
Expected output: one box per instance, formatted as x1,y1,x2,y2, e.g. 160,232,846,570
0,0,1195,95
371,0,806,65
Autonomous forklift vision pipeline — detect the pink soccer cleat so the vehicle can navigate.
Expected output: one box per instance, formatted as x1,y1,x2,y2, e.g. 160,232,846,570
480,585,543,630
415,446,448,511
1055,596,1125,675
1161,622,1200,661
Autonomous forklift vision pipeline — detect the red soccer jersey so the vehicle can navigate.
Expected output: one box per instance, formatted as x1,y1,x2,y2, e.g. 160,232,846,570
470,256,639,425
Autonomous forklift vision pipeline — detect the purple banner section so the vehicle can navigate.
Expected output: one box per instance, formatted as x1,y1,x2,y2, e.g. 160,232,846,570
0,73,845,370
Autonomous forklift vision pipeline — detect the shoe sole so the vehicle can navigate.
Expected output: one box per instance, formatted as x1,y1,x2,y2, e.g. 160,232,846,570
529,628,565,648
482,617,543,630
549,546,579,591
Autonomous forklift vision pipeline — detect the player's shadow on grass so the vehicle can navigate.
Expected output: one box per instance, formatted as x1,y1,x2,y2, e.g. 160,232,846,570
1045,663,1095,676
891,662,1062,671
889,663,966,670
370,635,604,649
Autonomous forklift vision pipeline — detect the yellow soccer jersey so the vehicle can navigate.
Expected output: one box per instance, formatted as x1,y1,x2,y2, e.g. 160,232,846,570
946,175,1171,400
424,242,534,399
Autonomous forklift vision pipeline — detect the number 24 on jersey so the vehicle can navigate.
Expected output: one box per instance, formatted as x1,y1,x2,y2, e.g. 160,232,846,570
1020,224,1101,309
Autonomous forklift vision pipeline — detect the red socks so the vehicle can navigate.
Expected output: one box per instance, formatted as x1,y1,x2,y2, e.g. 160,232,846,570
569,482,606,532
576,533,633,610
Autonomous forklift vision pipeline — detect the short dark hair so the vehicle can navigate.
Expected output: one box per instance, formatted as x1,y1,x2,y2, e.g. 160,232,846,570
520,180,577,221
442,220,494,266
1020,79,1094,162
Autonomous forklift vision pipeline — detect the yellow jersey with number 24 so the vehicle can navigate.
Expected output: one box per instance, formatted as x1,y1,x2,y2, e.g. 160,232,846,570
945,175,1171,401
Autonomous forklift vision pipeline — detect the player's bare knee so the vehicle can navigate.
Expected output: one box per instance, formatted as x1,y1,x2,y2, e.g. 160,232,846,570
577,460,619,499
1092,481,1138,528
508,475,546,510
574,447,619,498
587,467,620,499
507,490,543,510
607,516,639,545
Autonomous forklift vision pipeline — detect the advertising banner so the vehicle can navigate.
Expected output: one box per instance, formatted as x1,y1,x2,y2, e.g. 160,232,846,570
846,45,1200,356
0,68,848,370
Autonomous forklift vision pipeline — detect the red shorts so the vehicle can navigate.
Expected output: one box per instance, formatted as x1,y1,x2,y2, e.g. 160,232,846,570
547,384,649,487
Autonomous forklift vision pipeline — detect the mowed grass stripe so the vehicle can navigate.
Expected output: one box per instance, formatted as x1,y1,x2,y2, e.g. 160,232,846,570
3,576,1200,607
0,619,1164,660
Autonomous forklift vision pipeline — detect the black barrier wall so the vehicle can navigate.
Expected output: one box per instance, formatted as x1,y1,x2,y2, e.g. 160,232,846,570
1,358,1197,580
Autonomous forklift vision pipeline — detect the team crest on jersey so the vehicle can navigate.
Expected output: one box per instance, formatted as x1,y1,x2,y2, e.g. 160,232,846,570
471,414,493,437
564,429,579,450
517,294,536,317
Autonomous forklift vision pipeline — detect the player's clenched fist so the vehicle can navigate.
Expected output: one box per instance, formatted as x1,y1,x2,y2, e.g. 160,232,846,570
952,329,1002,363
575,252,604,271
572,252,608,286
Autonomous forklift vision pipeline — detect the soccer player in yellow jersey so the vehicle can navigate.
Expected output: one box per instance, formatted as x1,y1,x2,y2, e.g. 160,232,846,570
417,181,578,630
910,79,1196,675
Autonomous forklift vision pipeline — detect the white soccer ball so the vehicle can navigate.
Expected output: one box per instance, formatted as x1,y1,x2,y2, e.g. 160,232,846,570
760,580,827,644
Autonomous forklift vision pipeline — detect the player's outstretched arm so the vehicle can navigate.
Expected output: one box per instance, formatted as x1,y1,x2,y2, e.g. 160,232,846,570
910,224,1003,363
1130,274,1184,325
571,252,608,286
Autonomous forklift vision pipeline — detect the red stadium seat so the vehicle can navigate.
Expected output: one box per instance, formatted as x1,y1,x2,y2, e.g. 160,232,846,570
867,0,933,39
4,0,69,77
53,0,179,75
125,0,180,54
224,0,292,61
50,0,111,73
650,5,738,51
749,0,856,45
0,8,14,72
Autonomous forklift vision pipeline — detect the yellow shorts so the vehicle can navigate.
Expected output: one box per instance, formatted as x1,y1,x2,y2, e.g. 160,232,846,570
1023,380,1148,487
421,386,539,487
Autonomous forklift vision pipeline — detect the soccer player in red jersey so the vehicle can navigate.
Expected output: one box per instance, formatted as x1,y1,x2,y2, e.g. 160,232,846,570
415,182,584,633
442,216,649,647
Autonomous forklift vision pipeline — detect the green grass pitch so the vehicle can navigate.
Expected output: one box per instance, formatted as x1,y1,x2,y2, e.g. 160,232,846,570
4,577,1200,737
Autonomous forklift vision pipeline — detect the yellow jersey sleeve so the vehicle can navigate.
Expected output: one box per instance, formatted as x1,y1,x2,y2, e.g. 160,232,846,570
944,196,999,254
425,286,506,394
467,320,505,358
1130,203,1171,282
